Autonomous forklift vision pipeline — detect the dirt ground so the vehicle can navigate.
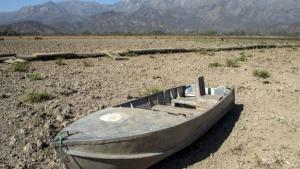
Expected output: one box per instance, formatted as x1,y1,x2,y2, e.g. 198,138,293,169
0,36,299,169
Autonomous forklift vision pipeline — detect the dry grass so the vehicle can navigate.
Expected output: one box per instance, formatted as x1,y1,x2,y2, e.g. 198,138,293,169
55,58,66,66
22,90,51,103
143,86,165,96
11,62,29,72
237,55,248,62
125,51,138,57
29,72,44,81
253,69,270,79
225,58,240,68
209,62,223,68
34,37,43,40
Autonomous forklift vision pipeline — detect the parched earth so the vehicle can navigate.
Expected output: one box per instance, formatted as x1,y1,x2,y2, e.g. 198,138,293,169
0,37,299,169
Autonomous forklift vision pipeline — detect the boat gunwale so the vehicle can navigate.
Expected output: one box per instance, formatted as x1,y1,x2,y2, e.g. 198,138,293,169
52,85,235,146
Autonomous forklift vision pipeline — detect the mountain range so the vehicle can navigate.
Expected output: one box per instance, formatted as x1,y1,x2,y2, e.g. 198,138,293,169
0,0,299,35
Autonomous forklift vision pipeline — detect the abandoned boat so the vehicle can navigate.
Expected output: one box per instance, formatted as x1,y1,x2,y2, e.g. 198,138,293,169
52,76,235,169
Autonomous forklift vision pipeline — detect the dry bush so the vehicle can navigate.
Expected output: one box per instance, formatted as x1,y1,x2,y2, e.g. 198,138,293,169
209,62,222,68
225,58,240,68
55,58,66,66
22,90,51,103
34,37,43,40
142,86,165,96
11,62,29,72
253,69,270,79
29,72,44,81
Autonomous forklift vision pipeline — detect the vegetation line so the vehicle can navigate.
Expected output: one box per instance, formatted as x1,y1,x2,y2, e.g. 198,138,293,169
0,44,298,63
118,44,299,56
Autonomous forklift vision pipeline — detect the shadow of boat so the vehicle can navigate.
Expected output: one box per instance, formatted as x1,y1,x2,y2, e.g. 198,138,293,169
150,104,243,169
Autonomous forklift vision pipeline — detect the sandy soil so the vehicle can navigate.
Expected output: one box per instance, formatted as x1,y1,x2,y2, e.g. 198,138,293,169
0,37,299,169
0,36,298,55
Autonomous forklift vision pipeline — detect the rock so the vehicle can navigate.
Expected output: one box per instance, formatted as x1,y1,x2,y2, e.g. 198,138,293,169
1,93,11,98
23,143,35,156
62,106,72,116
43,122,55,132
4,58,27,64
91,95,101,99
60,88,78,96
263,81,270,84
74,81,83,89
60,121,71,128
127,95,134,99
19,128,28,135
56,114,66,122
36,139,48,150
152,76,161,79
9,136,17,147
14,163,28,169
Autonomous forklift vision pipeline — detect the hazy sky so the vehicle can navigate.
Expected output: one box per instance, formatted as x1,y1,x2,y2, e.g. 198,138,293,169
0,0,119,12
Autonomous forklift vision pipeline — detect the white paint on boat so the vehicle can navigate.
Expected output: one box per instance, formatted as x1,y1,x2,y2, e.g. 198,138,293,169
100,113,123,122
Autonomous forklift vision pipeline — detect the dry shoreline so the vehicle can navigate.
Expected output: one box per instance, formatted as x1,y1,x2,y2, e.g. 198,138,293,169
0,36,299,169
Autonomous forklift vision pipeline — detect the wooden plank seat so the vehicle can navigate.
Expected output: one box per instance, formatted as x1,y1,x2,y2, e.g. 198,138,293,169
152,105,203,117
171,97,197,107
172,95,223,107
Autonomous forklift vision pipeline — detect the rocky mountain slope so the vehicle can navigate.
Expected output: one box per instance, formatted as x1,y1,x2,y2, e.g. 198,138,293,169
0,21,57,35
0,0,299,34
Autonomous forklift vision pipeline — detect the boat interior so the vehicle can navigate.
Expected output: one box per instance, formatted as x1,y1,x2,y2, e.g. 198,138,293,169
116,77,228,117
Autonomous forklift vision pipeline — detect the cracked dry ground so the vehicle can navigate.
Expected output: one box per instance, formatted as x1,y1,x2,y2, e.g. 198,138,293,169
0,38,299,169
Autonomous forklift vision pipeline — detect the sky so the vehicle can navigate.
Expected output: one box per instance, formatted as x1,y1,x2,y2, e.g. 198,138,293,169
0,0,120,12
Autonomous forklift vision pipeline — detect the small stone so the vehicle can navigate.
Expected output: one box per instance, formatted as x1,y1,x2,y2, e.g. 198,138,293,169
36,139,47,150
23,143,34,155
44,122,55,131
62,106,72,116
4,58,27,64
19,128,27,135
1,93,11,98
9,136,17,146
127,95,134,99
60,121,71,128
56,114,66,122
240,126,247,131
152,76,161,79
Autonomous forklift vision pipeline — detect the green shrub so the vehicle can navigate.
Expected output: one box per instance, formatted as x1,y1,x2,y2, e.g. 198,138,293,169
225,58,240,68
126,51,138,57
253,69,270,79
143,87,164,96
29,72,44,81
11,62,29,72
22,90,51,103
209,62,222,67
55,58,66,66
